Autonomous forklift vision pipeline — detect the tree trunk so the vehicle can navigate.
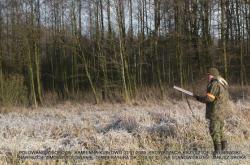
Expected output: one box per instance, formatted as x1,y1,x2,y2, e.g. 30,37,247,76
221,0,228,79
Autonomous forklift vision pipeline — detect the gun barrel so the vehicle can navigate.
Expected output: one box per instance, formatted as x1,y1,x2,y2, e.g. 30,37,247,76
173,86,194,96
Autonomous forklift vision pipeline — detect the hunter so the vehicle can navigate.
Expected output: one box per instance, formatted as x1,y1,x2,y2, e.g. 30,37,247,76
194,68,230,153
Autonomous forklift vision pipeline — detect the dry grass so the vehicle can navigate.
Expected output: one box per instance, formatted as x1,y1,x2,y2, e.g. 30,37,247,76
0,86,249,164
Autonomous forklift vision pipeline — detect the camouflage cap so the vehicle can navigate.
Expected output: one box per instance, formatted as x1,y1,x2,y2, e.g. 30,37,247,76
207,68,220,77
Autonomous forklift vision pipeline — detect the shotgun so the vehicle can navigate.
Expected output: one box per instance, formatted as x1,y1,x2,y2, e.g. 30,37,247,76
173,85,194,97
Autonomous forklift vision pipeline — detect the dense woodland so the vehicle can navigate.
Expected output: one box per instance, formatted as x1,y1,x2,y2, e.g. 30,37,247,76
0,0,250,106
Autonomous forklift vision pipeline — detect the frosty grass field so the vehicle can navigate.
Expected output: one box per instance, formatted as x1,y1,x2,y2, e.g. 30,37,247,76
0,98,249,164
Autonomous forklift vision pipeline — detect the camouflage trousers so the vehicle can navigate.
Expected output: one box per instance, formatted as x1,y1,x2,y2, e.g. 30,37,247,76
209,119,226,144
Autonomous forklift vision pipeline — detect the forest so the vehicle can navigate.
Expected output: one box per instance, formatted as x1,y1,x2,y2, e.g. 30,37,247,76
0,0,249,106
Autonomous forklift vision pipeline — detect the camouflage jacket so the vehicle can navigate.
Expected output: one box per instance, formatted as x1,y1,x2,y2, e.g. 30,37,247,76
197,77,230,120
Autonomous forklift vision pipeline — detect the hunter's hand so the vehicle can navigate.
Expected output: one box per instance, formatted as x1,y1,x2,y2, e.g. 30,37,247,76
193,94,202,101
193,94,198,99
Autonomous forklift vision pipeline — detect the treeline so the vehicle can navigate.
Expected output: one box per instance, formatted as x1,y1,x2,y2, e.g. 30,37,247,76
0,0,249,106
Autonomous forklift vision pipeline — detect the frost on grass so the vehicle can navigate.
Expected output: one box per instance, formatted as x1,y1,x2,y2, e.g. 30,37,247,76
0,100,249,164
147,118,178,138
100,114,139,133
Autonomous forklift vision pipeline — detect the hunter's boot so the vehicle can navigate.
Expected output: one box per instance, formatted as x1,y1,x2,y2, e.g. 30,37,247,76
221,140,228,151
213,143,222,156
